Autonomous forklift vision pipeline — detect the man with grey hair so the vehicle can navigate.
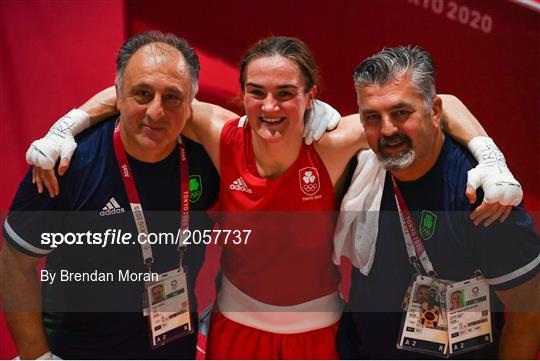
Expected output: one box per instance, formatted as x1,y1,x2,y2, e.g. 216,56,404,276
337,46,539,359
0,31,219,359
355,46,437,172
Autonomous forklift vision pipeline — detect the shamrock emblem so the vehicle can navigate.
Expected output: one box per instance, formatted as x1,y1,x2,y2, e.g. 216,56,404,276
303,170,316,184
190,178,200,192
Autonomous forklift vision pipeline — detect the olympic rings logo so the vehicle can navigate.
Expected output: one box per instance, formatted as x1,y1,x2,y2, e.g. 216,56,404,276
303,183,319,192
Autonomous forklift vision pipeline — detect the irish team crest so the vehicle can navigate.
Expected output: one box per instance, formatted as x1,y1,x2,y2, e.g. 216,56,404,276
420,210,437,240
299,167,320,196
189,175,202,203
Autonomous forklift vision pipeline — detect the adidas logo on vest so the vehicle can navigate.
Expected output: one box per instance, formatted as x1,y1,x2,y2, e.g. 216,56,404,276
100,197,125,216
229,177,253,193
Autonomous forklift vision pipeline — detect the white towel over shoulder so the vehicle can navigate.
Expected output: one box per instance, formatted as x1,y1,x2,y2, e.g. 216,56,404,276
333,149,386,275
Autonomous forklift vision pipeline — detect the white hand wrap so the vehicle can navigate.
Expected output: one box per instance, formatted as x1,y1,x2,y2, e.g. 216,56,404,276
467,136,522,206
37,351,61,360
303,100,341,145
25,109,90,169
14,351,61,360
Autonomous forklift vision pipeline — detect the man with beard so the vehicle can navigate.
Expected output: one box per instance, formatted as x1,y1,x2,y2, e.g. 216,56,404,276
336,46,539,359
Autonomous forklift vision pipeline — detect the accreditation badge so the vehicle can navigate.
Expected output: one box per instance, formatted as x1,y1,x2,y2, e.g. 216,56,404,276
446,276,492,356
145,268,193,349
398,275,449,357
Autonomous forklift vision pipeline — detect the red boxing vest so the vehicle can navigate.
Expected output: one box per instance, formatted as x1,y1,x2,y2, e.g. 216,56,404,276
213,118,340,306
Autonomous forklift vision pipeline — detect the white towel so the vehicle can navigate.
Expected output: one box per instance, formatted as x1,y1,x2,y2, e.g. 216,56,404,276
333,149,386,275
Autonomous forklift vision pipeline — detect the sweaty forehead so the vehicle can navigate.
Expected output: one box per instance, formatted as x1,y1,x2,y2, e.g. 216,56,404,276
246,55,303,87
358,75,420,109
124,44,191,88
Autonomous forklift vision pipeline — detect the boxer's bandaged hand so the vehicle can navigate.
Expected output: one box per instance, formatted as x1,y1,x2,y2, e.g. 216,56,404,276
37,351,62,360
14,351,62,360
25,109,89,169
467,136,522,206
303,100,341,145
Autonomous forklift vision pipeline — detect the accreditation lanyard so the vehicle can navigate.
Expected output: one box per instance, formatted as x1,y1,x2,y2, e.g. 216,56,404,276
113,125,190,271
391,176,436,277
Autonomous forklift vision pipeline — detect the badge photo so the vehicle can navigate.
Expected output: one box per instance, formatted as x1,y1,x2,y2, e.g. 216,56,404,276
398,275,449,357
146,268,193,349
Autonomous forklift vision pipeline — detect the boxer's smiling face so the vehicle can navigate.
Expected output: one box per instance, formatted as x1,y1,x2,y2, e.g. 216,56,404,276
243,55,316,144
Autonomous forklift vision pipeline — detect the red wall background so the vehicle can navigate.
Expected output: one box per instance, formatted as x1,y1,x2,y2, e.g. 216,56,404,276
0,1,125,357
1,0,538,358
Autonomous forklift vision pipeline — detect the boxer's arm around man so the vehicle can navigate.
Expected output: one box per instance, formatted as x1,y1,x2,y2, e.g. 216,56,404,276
439,94,487,144
26,86,118,197
78,86,118,123
0,242,50,359
439,94,522,225
182,99,239,173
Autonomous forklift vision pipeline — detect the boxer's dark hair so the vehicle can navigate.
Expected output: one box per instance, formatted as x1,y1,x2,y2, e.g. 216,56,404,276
116,31,199,98
239,36,320,94
353,46,436,112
